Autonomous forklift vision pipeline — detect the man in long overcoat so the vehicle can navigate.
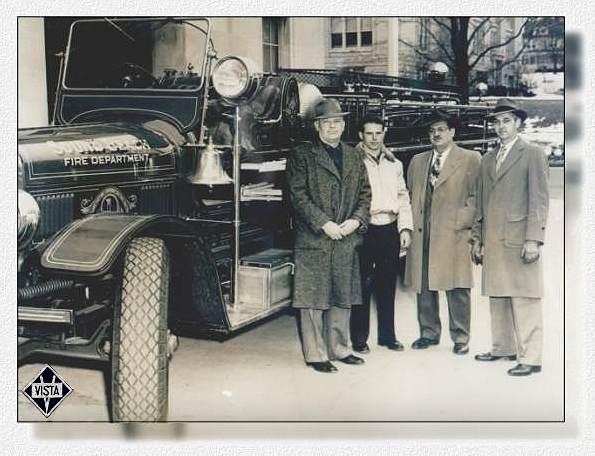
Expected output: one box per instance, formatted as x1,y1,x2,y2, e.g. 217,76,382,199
287,97,371,373
404,110,481,355
471,98,549,376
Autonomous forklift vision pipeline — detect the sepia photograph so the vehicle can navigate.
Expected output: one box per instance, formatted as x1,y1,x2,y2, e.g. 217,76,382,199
16,15,564,425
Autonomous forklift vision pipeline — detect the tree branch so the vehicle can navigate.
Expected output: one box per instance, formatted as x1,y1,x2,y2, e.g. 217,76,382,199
469,18,529,69
398,38,455,72
468,17,492,46
431,17,451,32
419,19,455,64
494,42,528,71
468,41,528,87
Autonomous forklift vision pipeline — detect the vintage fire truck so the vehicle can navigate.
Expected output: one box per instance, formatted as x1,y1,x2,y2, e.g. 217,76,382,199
17,17,495,421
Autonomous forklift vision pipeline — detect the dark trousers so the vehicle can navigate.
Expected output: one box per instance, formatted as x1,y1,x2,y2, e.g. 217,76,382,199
350,222,400,347
416,182,470,343
416,288,471,343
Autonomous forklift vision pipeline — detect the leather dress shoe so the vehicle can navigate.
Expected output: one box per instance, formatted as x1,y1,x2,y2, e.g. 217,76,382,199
307,361,338,373
338,354,365,365
353,343,370,354
379,340,405,351
411,337,439,350
507,364,542,376
453,342,469,355
474,352,517,362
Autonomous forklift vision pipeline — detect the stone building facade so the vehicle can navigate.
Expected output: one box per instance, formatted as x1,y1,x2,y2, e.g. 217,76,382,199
521,17,564,74
321,17,525,92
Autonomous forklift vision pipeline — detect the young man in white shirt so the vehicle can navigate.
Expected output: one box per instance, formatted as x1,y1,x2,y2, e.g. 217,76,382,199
350,115,413,353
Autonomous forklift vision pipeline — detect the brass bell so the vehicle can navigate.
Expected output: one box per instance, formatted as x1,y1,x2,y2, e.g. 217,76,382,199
189,139,233,185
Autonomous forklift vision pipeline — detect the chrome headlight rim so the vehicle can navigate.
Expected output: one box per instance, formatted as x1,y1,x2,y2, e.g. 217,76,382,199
18,190,40,250
212,56,260,102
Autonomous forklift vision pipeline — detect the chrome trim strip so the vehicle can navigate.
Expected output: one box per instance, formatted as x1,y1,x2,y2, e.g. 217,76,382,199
18,307,73,324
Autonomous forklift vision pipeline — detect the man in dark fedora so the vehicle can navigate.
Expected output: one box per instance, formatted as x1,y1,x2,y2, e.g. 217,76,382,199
471,98,549,376
287,97,371,373
405,109,481,355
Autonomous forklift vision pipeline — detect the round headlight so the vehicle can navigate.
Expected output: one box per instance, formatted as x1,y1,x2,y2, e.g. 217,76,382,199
18,190,40,250
212,56,259,101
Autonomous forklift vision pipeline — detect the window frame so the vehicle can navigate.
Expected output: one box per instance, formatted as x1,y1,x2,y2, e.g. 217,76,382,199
329,17,373,51
262,17,285,73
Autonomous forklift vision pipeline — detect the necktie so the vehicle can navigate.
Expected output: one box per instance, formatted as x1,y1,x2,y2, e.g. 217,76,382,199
429,152,443,189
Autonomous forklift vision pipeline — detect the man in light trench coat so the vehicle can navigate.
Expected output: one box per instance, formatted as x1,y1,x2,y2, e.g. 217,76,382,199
471,98,549,376
405,110,481,355
287,97,371,374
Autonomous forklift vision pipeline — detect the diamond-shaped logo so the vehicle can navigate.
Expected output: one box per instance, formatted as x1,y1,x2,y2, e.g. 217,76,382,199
22,365,73,418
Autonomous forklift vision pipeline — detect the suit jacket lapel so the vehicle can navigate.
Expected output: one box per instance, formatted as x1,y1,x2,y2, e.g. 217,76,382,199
487,150,498,184
434,145,462,189
495,138,524,182
418,150,432,205
312,142,341,181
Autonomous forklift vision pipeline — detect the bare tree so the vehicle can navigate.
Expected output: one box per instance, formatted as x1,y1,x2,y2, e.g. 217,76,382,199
400,17,531,102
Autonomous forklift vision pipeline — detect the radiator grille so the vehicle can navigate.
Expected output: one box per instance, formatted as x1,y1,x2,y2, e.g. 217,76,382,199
35,193,75,240
139,183,175,215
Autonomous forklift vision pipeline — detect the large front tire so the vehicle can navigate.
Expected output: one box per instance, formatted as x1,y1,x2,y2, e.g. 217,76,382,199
112,237,169,422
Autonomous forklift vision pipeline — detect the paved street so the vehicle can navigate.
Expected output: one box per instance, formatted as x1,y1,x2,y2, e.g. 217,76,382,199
18,167,565,423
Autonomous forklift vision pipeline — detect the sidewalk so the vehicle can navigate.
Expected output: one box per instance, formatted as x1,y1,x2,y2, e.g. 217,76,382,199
18,180,565,422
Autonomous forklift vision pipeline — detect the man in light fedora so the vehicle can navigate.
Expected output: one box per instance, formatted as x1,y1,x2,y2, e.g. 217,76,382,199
405,109,481,355
471,98,549,376
287,97,371,373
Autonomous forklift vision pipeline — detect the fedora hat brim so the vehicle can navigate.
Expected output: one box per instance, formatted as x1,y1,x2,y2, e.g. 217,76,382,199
424,110,458,128
487,107,528,121
313,112,350,120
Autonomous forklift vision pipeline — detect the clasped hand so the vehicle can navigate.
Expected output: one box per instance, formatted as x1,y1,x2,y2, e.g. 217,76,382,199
322,219,360,240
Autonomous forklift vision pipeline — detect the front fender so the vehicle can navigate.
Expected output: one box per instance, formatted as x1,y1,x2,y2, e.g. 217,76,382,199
40,213,183,275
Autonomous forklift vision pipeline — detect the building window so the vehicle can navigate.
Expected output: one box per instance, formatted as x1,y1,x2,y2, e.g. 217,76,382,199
345,17,358,47
331,17,343,47
263,17,285,73
330,17,373,49
360,17,372,46
473,28,485,55
506,33,515,58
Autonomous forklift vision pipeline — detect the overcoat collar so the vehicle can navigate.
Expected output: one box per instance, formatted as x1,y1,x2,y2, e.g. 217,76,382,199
434,144,463,189
418,150,433,204
310,140,356,182
485,137,527,184
495,136,525,181
486,148,498,183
